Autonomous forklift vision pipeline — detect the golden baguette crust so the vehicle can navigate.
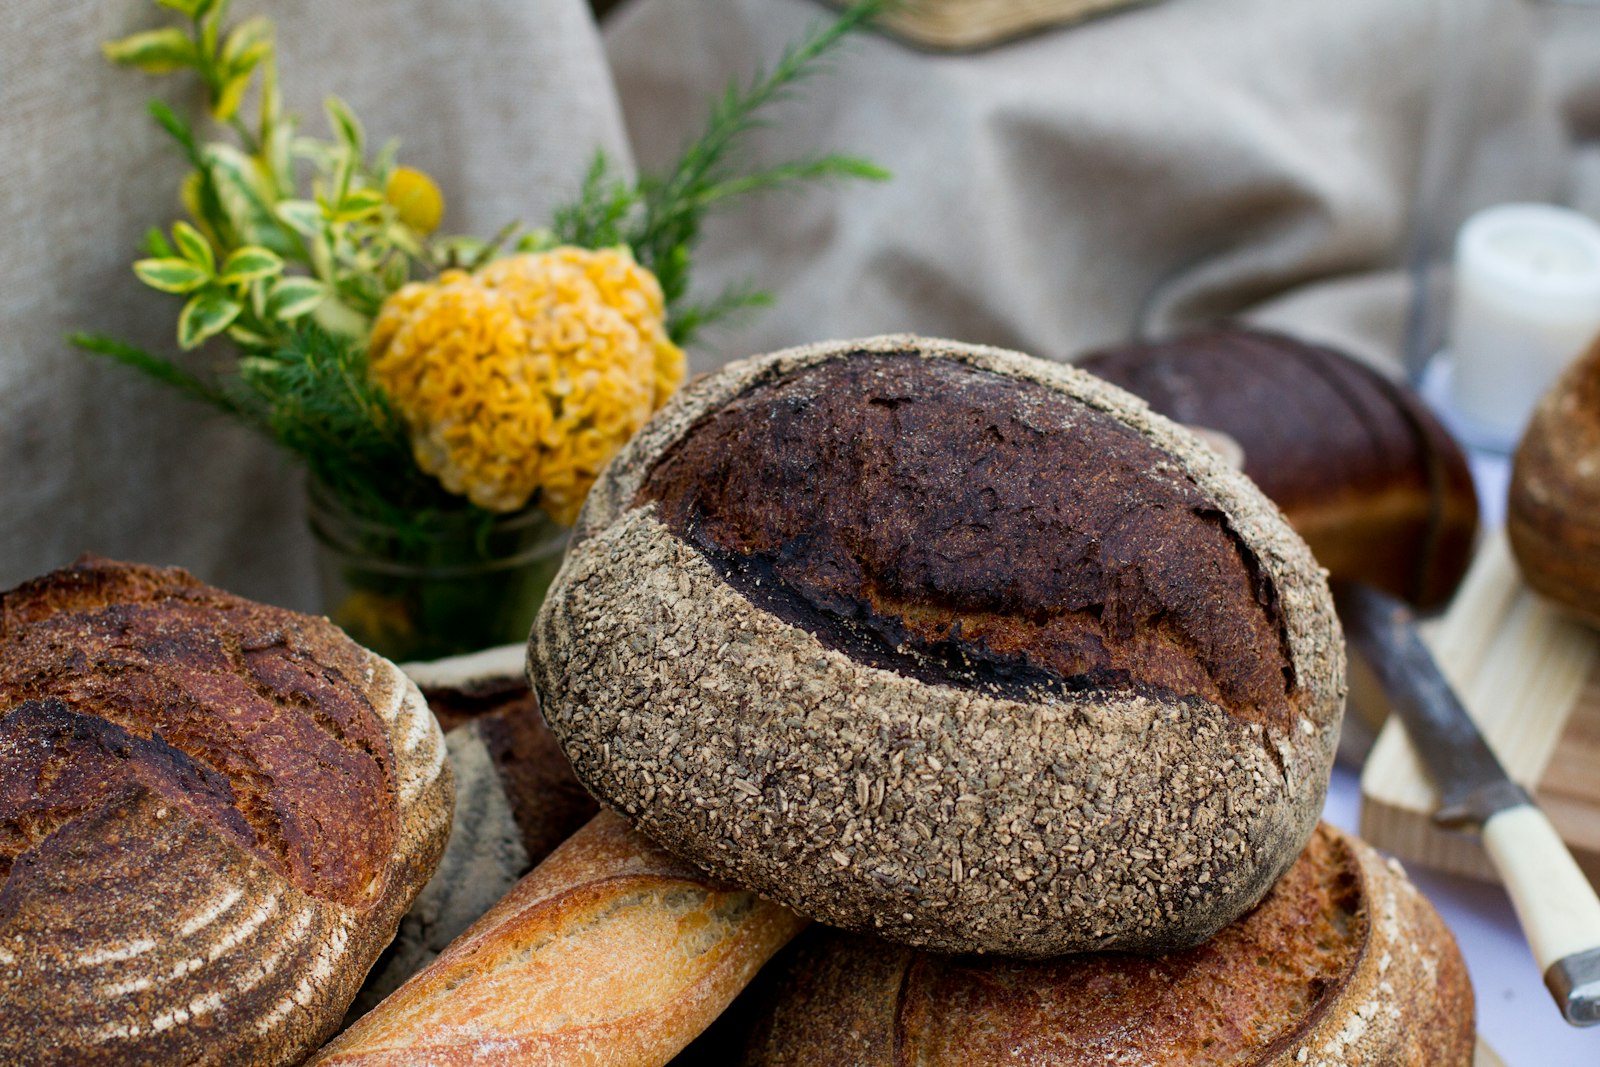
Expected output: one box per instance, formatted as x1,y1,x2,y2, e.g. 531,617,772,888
0,557,453,1066
740,824,1474,1066
312,810,807,1066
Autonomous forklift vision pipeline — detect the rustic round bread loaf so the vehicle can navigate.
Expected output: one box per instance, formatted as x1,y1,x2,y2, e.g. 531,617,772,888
1079,326,1479,610
530,334,1344,956
0,557,453,1066
736,822,1474,1066
1508,340,1600,628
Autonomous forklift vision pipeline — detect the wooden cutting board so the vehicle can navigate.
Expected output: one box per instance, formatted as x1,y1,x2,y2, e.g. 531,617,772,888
826,0,1151,50
1361,529,1600,886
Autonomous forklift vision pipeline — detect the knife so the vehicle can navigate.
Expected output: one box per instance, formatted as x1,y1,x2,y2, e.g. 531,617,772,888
1338,581,1600,1027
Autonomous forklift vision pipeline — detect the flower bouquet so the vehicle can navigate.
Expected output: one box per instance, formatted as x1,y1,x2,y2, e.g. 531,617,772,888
77,0,886,660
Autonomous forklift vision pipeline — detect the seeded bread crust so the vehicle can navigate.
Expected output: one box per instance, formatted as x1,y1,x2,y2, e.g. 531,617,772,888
0,558,453,1066
531,334,1343,956
737,823,1474,1066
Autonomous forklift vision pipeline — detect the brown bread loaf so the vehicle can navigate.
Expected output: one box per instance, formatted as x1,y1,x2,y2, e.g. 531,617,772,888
409,648,599,864
353,648,599,1012
1079,326,1479,609
739,823,1474,1067
311,810,806,1066
1508,339,1600,627
0,557,453,1066
531,334,1344,957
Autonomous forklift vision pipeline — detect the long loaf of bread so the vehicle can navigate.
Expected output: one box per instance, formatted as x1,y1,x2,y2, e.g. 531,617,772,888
310,811,806,1066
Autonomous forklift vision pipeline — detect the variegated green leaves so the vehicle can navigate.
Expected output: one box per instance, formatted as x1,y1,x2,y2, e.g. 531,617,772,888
104,1,271,123
132,222,306,349
105,0,444,353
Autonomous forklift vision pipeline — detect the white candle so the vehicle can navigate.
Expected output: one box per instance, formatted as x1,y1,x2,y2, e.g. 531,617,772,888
1448,203,1600,449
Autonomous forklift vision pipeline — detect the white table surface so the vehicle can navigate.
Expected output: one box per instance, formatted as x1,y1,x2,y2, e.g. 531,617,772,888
1326,441,1600,1064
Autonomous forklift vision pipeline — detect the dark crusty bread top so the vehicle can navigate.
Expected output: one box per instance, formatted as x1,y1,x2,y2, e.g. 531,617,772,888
639,354,1296,730
0,557,397,905
537,335,1344,957
738,823,1474,1067
1079,326,1479,608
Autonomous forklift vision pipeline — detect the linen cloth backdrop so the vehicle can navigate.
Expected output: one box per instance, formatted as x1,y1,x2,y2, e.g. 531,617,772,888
603,0,1567,374
0,0,631,610
1,0,1584,615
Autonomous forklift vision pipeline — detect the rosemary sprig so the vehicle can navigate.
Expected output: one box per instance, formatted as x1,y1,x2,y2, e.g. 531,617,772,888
74,324,474,539
554,0,889,344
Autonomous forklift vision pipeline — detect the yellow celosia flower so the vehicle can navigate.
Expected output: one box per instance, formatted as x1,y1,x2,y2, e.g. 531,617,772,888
369,246,686,524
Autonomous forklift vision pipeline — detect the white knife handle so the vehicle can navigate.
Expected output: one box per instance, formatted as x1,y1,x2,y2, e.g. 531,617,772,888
1482,804,1600,1025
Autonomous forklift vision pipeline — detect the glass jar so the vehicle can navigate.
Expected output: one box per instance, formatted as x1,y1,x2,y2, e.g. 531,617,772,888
306,477,569,663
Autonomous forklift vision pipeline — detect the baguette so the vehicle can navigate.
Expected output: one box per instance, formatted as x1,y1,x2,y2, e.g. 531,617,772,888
311,811,806,1066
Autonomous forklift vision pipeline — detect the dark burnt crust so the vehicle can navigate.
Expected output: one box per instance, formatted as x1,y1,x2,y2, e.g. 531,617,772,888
537,334,1345,957
0,699,256,887
637,353,1296,730
0,556,397,906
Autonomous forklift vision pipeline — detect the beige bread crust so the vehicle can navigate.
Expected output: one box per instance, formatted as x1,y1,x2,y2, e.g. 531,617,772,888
531,334,1344,956
0,559,453,1066
1288,842,1474,1066
312,810,806,1066
1508,340,1600,627
355,650,599,1013
740,824,1474,1066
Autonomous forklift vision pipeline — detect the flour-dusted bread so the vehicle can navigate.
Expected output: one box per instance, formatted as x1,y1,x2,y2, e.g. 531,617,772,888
312,811,806,1067
531,334,1344,956
0,557,453,1066
353,646,598,1013
739,823,1474,1066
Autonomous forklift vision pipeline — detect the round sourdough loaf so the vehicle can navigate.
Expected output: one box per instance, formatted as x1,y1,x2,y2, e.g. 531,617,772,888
1509,340,1600,628
737,823,1474,1066
530,335,1344,956
1079,326,1479,610
0,557,453,1066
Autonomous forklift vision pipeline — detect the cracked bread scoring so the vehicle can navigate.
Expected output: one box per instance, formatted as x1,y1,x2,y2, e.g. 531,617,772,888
739,823,1474,1066
530,334,1344,956
0,557,453,1066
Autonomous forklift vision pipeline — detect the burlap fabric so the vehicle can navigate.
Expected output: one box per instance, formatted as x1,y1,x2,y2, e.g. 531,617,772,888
604,0,1568,375
0,0,630,609
4,0,1591,614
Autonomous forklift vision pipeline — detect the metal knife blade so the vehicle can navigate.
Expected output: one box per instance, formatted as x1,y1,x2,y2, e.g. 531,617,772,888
1337,580,1600,1027
1336,582,1530,829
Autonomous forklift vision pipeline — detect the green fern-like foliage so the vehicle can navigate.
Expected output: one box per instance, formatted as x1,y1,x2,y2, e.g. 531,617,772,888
553,1,889,345
79,0,888,527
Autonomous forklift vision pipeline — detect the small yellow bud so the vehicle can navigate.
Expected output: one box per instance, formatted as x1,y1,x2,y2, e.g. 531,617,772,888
385,167,444,235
